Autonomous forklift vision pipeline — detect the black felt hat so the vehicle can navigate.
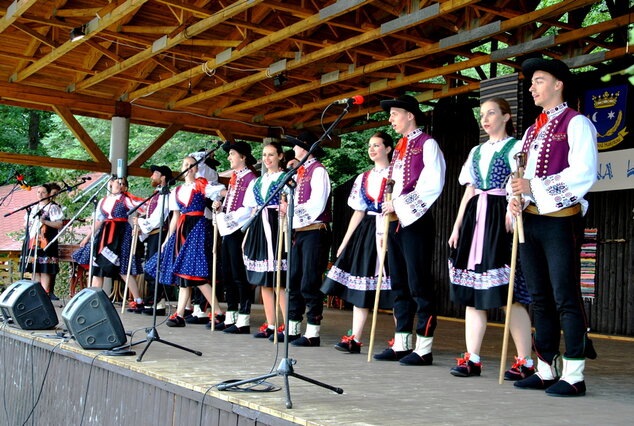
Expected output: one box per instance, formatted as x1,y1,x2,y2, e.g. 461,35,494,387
284,130,325,158
521,58,571,84
380,94,425,125
222,141,257,166
149,164,173,178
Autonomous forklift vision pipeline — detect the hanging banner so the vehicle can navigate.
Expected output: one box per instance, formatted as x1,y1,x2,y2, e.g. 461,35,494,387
583,84,633,192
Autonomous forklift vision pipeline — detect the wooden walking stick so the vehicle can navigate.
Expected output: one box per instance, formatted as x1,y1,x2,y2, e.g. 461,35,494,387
367,179,395,362
121,222,140,314
498,152,527,383
210,211,220,333
273,193,287,344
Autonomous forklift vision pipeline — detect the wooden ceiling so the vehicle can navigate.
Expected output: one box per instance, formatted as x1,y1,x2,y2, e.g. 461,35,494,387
0,0,631,174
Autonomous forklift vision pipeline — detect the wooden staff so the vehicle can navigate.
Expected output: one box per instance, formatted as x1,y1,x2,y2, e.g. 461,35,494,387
367,179,395,362
121,222,140,314
273,193,288,344
210,211,220,333
498,151,527,383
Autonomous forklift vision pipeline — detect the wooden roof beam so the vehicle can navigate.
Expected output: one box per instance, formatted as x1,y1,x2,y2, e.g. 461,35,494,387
10,0,152,83
70,0,265,93
0,0,39,34
167,0,373,109
169,0,478,110
52,105,111,165
259,5,624,122
228,0,606,120
129,123,184,168
11,22,57,48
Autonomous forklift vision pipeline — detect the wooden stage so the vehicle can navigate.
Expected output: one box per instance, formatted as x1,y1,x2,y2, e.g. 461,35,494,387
1,301,633,426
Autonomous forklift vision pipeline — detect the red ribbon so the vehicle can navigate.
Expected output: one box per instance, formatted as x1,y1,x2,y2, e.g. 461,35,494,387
228,172,237,188
297,165,306,181
534,112,548,133
395,137,407,160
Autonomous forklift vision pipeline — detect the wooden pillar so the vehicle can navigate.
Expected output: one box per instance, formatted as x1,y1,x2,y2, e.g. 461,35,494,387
111,102,131,177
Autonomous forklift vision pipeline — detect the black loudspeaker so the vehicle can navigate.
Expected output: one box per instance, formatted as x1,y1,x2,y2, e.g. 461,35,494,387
62,287,126,350
0,280,58,330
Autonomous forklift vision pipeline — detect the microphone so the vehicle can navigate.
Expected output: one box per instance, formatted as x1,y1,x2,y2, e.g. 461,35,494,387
15,173,31,191
116,159,124,179
333,95,364,105
81,176,92,181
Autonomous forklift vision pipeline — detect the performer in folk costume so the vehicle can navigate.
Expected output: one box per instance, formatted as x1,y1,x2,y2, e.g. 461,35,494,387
448,97,533,378
509,58,597,397
145,156,223,327
136,165,173,316
243,142,288,339
280,130,332,347
185,149,223,325
72,177,145,311
46,182,63,300
212,141,258,334
22,183,64,295
321,131,394,354
373,95,445,365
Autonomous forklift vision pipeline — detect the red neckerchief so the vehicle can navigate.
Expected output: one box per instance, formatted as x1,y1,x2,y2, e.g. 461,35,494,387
395,137,407,160
297,165,306,181
229,172,237,188
534,112,548,133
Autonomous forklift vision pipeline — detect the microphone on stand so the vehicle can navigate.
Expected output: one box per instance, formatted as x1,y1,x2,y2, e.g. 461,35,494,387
15,173,31,191
333,95,364,105
81,176,92,181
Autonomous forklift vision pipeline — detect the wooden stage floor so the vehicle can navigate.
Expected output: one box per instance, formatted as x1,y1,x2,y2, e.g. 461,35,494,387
2,301,633,425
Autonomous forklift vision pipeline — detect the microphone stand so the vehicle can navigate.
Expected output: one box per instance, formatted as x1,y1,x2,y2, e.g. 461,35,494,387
4,179,85,280
216,102,354,408
116,142,223,361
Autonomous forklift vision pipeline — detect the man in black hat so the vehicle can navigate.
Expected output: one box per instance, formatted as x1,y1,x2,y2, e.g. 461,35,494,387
278,130,332,347
373,95,446,366
213,141,258,333
508,58,598,397
137,165,173,315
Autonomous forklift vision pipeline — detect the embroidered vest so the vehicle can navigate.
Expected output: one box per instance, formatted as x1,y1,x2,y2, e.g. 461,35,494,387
224,171,256,213
391,131,431,195
472,138,517,190
297,161,332,223
522,108,579,178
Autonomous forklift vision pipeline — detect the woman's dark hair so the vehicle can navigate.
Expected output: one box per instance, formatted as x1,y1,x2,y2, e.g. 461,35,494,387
40,183,52,194
371,131,395,161
480,97,515,137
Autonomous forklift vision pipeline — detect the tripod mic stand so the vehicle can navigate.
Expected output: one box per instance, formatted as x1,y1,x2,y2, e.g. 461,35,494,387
216,102,356,407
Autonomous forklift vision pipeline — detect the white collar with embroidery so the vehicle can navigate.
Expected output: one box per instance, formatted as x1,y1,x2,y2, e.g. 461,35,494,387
544,102,567,119
405,128,423,140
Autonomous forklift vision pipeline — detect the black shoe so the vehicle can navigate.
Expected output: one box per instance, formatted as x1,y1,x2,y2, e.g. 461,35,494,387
185,315,210,324
223,324,251,334
504,362,535,381
142,307,166,316
449,356,479,376
253,324,275,338
545,379,586,397
184,308,193,317
166,314,185,328
269,332,300,343
514,374,557,390
334,336,361,354
400,352,433,366
126,301,145,314
291,336,320,347
373,348,413,361
49,293,60,301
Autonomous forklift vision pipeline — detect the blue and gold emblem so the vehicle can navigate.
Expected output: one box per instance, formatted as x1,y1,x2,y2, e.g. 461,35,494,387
584,84,629,151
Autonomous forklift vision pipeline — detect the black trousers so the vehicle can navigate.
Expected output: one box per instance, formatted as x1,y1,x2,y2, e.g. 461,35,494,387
221,231,252,314
520,212,587,361
288,228,331,325
387,213,437,337
144,232,173,303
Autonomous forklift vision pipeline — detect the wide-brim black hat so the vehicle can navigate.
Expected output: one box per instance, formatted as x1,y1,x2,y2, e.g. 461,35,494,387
150,164,173,178
285,130,325,158
521,58,571,84
380,94,425,125
222,141,257,166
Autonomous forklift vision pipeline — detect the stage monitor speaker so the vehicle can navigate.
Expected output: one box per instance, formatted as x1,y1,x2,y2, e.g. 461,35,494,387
0,280,58,330
62,287,126,350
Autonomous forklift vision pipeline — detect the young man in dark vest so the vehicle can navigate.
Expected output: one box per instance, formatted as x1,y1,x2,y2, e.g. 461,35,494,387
137,165,172,315
374,95,446,365
277,131,332,346
214,141,257,333
509,58,598,397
